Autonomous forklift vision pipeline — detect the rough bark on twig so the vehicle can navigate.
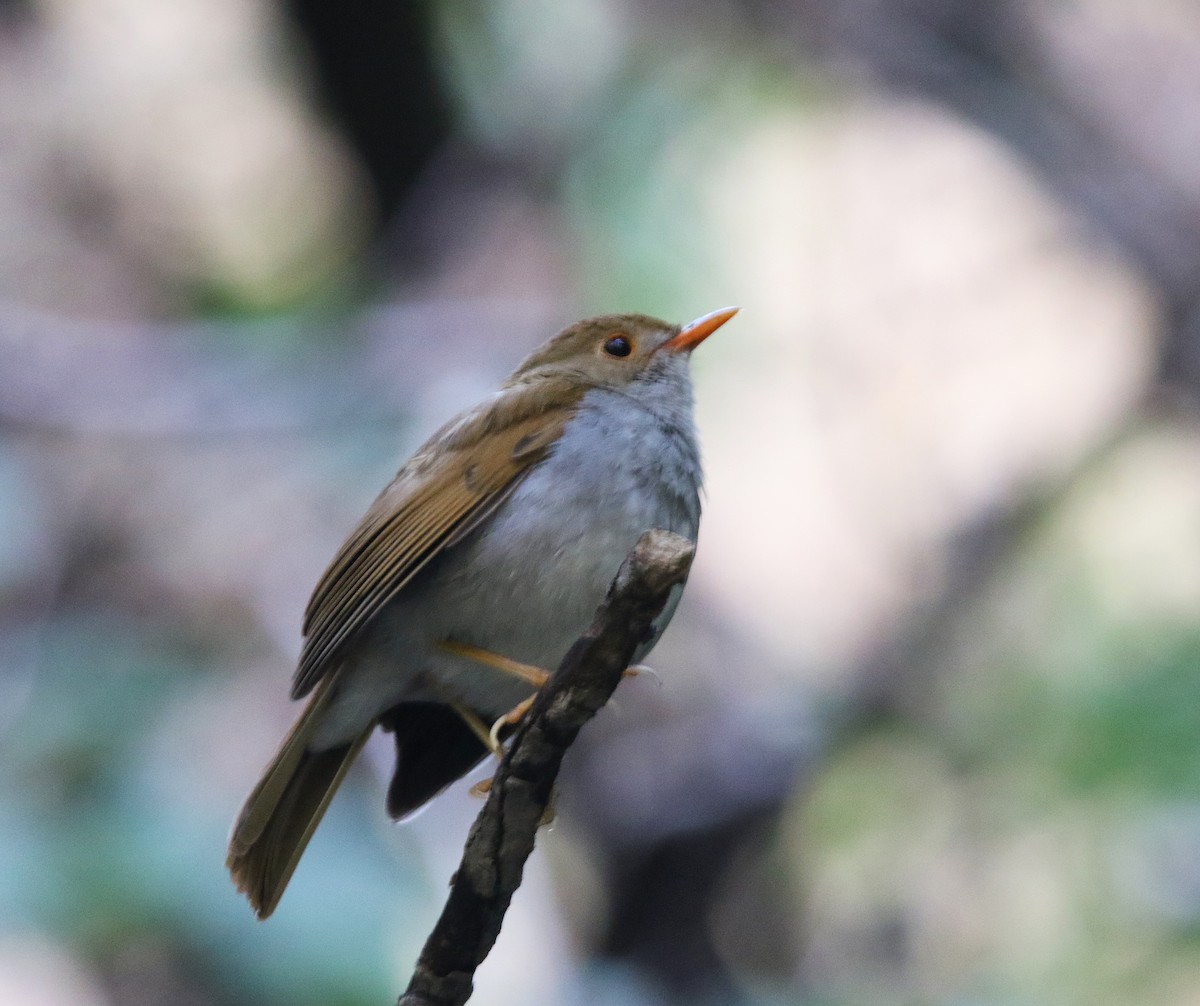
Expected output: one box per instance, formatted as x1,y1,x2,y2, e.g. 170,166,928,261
396,528,696,1006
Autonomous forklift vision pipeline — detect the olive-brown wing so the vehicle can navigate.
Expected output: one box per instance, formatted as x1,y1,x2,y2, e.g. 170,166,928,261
291,401,578,699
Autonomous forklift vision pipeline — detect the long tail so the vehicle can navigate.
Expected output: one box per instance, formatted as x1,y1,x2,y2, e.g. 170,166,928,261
226,675,370,919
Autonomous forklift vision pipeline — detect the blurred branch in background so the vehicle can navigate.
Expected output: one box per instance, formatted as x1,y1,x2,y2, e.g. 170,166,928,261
769,0,1200,390
282,0,449,223
4,1,1200,1005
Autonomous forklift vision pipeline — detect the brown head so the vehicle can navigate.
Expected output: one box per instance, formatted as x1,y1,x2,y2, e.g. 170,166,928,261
506,307,738,392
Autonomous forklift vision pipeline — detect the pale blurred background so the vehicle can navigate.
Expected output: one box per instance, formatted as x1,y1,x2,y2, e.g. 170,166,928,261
3,1,1200,1004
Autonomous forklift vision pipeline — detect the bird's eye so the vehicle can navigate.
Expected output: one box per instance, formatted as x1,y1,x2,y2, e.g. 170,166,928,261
603,334,632,357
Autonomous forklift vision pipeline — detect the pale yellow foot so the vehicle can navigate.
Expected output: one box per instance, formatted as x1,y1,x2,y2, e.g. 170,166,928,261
437,639,550,687
478,662,652,753
448,699,502,757
489,694,537,751
443,644,650,781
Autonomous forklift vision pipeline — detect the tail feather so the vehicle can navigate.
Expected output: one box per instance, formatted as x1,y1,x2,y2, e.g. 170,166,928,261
227,676,370,918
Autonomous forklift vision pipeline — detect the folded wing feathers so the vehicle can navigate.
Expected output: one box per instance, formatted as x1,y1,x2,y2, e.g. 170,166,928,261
292,401,579,699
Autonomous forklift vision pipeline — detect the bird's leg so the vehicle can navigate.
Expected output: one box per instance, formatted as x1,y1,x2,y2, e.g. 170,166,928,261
484,664,647,751
488,694,538,752
441,637,649,764
469,701,557,827
436,639,551,789
446,699,502,757
437,638,550,688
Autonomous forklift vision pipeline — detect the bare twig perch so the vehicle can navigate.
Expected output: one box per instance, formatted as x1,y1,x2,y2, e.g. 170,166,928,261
396,529,696,1006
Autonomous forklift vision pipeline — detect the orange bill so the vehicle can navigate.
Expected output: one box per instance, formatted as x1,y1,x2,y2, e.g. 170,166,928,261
661,306,739,353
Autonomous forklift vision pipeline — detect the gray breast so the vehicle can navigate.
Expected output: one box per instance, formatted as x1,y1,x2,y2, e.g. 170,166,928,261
441,381,701,654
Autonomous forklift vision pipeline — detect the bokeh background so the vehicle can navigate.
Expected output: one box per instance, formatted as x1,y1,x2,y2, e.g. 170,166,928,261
3,1,1200,1003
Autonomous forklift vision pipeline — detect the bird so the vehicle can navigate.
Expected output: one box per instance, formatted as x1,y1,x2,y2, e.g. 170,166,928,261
226,306,738,918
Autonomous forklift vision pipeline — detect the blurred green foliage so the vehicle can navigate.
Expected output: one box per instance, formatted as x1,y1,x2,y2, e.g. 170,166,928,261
793,438,1200,1005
